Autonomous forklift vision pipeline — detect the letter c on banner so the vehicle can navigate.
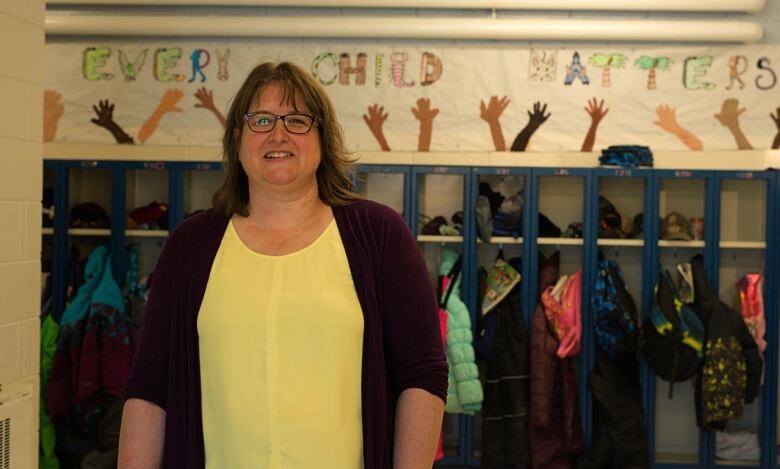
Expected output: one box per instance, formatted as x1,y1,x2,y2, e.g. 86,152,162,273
756,57,777,90
312,52,338,86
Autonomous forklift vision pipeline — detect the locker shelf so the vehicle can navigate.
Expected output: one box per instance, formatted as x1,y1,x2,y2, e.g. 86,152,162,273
718,241,766,249
417,235,463,243
658,240,706,248
68,228,111,236
478,236,523,244
537,237,583,246
125,229,169,238
597,238,644,247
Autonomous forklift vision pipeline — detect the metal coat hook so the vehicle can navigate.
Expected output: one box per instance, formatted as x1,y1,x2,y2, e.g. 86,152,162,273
613,245,620,258
672,246,678,259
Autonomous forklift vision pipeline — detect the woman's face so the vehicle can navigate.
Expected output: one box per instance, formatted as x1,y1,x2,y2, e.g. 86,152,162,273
238,82,322,194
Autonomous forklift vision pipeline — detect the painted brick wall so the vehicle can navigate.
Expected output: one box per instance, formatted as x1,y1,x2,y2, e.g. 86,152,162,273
0,0,44,466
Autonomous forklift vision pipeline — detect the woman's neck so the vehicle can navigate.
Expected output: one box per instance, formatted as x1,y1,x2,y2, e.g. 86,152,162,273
241,184,329,230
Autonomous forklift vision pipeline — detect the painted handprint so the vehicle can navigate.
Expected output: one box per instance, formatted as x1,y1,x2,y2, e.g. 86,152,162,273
411,98,439,152
654,105,702,151
480,95,510,151
511,101,550,151
43,90,64,142
714,98,753,150
194,87,226,128
139,89,184,144
585,98,609,125
581,97,609,152
363,104,390,151
90,99,134,144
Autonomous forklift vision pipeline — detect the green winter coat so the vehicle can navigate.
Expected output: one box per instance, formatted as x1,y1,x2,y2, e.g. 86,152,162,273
40,314,60,469
440,248,483,414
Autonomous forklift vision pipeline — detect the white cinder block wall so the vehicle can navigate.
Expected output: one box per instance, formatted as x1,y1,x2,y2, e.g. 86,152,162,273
0,0,44,466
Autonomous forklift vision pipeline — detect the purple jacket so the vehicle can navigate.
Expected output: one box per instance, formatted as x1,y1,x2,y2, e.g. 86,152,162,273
122,200,448,469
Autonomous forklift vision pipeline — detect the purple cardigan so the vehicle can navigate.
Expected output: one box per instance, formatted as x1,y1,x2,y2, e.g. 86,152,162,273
122,200,448,469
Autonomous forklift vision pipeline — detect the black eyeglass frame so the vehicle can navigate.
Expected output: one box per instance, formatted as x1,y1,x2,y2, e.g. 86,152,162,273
243,112,320,134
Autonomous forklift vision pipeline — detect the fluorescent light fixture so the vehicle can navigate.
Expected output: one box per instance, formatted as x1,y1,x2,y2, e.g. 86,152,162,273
45,0,767,13
45,14,764,43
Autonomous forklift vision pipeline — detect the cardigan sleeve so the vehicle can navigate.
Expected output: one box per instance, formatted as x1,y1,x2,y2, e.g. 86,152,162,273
121,228,179,410
377,208,449,402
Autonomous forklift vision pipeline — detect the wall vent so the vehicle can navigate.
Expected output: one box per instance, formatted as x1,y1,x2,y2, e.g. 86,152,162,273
0,386,34,469
1,417,10,469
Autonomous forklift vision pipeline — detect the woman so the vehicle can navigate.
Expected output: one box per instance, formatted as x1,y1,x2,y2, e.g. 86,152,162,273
118,62,448,468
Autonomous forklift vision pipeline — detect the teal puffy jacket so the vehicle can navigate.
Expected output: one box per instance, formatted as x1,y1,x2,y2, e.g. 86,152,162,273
440,248,483,414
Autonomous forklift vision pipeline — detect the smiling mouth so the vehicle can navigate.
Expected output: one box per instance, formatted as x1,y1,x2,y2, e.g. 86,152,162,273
264,151,295,159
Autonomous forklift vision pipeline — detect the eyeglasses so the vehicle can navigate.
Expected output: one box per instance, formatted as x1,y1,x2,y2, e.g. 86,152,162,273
243,112,319,134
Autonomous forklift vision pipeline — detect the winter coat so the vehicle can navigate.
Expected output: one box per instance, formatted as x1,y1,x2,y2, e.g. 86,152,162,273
440,248,483,414
577,349,648,469
481,283,531,467
690,254,762,431
40,314,60,469
530,252,584,469
48,246,135,417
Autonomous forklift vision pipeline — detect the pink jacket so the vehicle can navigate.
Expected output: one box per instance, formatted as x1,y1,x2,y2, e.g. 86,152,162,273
541,269,582,359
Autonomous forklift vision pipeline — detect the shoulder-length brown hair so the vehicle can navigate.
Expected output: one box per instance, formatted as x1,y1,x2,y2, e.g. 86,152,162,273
212,61,359,217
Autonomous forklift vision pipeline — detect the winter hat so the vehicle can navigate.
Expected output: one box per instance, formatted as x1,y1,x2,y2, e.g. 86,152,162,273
451,211,464,225
661,212,693,241
129,201,169,226
563,222,584,239
70,202,110,228
421,215,448,235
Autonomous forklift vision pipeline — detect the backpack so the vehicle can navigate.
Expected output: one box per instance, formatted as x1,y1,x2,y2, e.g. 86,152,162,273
642,269,704,398
591,256,640,359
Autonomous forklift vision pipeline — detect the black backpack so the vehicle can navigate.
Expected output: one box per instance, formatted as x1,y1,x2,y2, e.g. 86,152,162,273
642,269,704,398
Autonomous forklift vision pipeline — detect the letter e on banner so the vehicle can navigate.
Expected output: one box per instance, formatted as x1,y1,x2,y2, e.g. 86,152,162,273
683,56,716,90
83,47,114,81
